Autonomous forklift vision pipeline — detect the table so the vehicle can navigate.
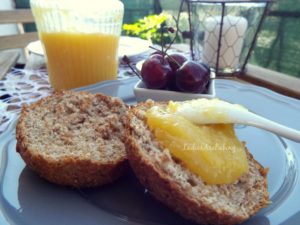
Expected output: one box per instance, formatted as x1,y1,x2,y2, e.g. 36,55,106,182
1,69,300,225
1,41,300,135
0,40,154,134
1,40,300,225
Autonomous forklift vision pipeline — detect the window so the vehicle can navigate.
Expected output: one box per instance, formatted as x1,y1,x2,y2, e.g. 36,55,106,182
250,0,300,78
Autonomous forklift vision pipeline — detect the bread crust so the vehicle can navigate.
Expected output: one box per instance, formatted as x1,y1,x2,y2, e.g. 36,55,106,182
16,91,128,188
16,141,128,188
125,101,269,225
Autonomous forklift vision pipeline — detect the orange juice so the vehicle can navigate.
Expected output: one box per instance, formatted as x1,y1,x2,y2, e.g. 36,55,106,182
41,32,120,90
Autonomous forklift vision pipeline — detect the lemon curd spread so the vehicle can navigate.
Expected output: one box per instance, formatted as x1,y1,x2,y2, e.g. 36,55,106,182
169,98,249,124
145,99,249,185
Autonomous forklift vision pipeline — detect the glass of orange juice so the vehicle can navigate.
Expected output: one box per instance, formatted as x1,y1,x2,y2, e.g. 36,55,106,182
30,0,124,90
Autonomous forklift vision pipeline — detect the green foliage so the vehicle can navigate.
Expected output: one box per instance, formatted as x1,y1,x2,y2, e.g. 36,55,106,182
122,13,172,44
250,0,300,77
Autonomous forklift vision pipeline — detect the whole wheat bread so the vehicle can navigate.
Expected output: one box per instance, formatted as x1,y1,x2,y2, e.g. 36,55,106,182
16,91,128,188
125,100,269,225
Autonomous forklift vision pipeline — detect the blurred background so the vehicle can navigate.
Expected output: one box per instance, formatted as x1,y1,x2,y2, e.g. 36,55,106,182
2,0,299,78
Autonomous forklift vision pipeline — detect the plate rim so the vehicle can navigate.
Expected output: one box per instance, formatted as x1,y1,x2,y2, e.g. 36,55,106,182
1,77,300,225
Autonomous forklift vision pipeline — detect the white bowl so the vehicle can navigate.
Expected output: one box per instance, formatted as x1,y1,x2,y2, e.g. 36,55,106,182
134,79,216,102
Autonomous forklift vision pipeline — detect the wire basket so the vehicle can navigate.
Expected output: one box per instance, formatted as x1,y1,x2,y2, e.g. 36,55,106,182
186,0,272,76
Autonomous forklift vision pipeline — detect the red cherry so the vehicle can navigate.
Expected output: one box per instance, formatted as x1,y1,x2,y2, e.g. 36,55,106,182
141,57,172,89
175,61,210,93
165,53,187,72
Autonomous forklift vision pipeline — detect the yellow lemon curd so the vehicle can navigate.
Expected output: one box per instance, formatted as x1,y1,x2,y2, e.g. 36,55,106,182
145,101,249,185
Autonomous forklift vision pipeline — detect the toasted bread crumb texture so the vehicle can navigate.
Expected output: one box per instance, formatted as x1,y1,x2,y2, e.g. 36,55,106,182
126,100,269,225
16,91,128,188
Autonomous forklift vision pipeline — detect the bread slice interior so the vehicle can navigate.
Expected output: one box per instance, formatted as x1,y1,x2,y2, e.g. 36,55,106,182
125,100,269,225
16,91,128,188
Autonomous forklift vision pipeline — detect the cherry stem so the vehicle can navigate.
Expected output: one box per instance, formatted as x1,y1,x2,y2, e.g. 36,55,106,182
149,45,164,54
168,55,181,68
165,28,177,54
165,0,184,53
122,55,142,80
160,27,164,54
148,46,181,68
149,45,167,64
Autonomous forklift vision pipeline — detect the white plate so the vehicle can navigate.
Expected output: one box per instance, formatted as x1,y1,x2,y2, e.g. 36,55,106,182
134,59,216,102
27,36,151,58
1,77,300,225
134,79,215,102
